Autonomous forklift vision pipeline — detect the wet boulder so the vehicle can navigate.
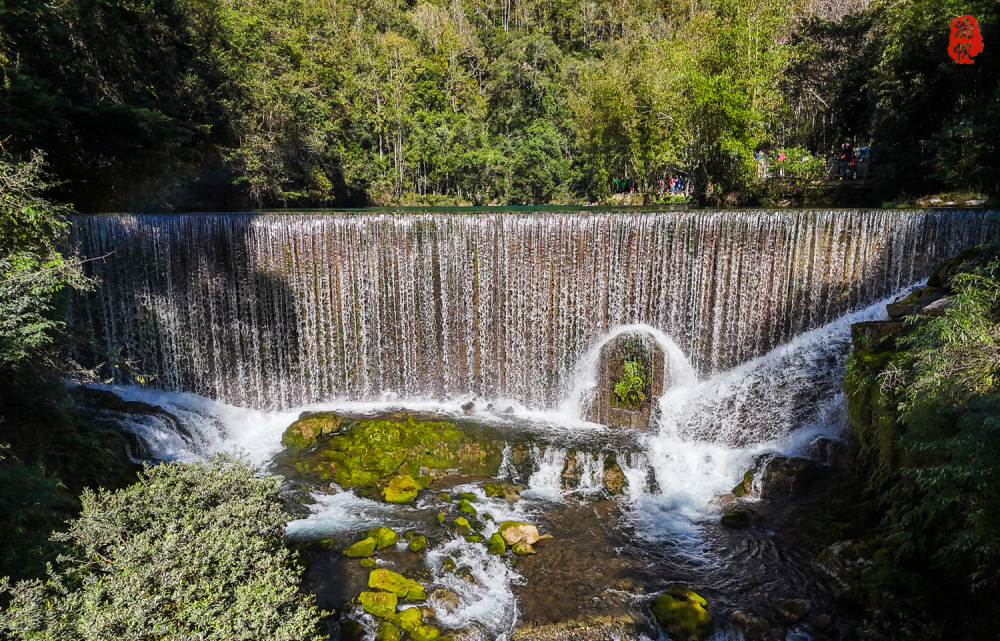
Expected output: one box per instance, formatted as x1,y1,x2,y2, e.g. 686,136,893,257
345,536,378,557
757,457,815,500
486,532,506,555
384,475,421,503
650,585,713,640
377,622,401,641
409,536,428,552
370,526,399,549
777,598,809,623
511,541,536,555
369,568,427,600
359,591,397,617
281,411,345,449
720,509,750,528
730,611,769,640
498,521,540,545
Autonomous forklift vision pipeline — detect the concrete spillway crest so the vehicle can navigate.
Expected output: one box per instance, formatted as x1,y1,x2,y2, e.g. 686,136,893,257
585,332,666,430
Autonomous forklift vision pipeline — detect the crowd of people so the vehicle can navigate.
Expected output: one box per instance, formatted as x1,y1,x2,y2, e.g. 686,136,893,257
611,176,692,196
755,142,877,181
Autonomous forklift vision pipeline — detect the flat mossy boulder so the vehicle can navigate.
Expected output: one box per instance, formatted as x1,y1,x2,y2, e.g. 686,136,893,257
651,584,713,640
369,568,427,600
360,590,398,618
369,526,400,549
457,499,477,515
384,475,421,503
282,412,345,449
498,521,539,545
279,414,505,489
345,536,378,557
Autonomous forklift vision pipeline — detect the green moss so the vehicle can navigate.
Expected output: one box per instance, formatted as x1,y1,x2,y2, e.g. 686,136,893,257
439,493,452,503
344,536,378,557
457,499,477,515
369,526,399,549
376,622,401,641
465,534,484,543
392,606,423,631
368,568,426,600
408,535,427,552
360,558,378,568
436,512,446,523
441,556,457,572
650,585,713,639
411,625,441,641
512,541,535,555
383,475,421,503
359,590,397,618
732,469,756,496
454,517,471,535
456,492,477,501
278,415,505,491
486,532,506,555
483,484,504,498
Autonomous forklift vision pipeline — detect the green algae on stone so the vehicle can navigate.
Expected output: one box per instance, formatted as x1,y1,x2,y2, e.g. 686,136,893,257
511,541,535,555
454,517,471,535
442,556,457,572
732,469,756,497
486,532,506,555
651,585,713,640
483,484,504,498
411,624,441,641
281,412,345,449
439,493,452,503
409,535,427,552
436,512,446,523
360,590,398,618
392,606,423,631
376,621,401,641
384,475,421,503
345,536,378,557
280,415,505,490
465,534,484,543
369,568,426,600
369,526,400,549
457,499,477,515
360,558,378,568
456,492,477,501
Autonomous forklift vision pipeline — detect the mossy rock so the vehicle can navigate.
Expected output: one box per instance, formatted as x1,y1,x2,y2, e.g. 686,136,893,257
777,598,809,623
411,625,442,641
465,534,484,543
442,556,457,572
497,521,539,545
651,585,713,640
456,492,477,501
486,532,506,555
439,493,452,503
359,590,398,618
392,606,423,631
732,469,756,497
721,510,750,528
279,415,504,490
360,558,378,568
369,526,399,549
376,621,401,641
345,536,378,557
369,568,426,600
436,512,446,523
483,483,505,498
384,475,421,503
409,535,427,552
511,541,535,555
454,517,471,535
457,499,477,515
281,412,345,449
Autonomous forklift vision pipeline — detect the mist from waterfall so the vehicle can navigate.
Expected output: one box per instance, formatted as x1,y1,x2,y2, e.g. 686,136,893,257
71,209,998,409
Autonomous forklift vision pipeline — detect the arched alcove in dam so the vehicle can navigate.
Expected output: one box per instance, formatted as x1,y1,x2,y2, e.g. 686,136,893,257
584,332,666,430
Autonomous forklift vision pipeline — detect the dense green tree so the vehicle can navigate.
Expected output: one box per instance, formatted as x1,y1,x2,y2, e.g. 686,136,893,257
0,455,324,640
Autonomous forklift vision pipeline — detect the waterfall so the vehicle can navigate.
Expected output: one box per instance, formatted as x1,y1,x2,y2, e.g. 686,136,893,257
71,210,998,409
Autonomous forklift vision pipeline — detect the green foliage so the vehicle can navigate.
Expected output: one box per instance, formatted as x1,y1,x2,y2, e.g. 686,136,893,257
0,454,324,640
613,360,648,408
0,153,91,372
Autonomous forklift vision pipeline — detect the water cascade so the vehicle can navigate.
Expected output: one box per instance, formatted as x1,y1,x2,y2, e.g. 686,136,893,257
71,210,998,409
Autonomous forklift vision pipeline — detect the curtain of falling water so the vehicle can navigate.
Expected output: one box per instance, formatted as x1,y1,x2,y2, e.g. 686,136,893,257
69,210,998,409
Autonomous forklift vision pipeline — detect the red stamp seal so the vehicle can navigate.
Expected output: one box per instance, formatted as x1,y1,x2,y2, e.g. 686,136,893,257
949,15,983,64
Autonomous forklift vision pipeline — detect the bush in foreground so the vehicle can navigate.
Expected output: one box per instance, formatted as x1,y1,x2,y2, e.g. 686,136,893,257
0,454,324,641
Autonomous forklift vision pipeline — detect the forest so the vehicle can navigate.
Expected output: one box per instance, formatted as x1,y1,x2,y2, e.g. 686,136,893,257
1,0,997,209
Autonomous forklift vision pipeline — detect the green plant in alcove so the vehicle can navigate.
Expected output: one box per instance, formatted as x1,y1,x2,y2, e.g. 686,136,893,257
613,360,648,407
